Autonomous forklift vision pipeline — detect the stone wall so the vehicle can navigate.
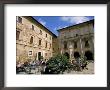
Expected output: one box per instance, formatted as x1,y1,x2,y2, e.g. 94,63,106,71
58,20,94,60
16,16,55,63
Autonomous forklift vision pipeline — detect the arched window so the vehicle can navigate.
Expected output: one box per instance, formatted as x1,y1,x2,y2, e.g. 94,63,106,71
64,41,67,49
40,30,42,35
74,41,77,49
76,34,78,37
46,34,47,37
85,40,89,48
16,31,20,40
32,25,34,30
39,39,42,45
45,41,47,48
30,36,33,44
17,17,22,23
50,43,51,48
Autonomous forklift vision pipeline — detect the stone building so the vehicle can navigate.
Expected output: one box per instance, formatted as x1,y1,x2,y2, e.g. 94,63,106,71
58,20,94,60
52,37,60,56
16,16,57,63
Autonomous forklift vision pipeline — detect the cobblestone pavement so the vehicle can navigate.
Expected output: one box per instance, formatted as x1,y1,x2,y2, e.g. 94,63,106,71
18,62,94,75
18,67,42,75
64,62,94,74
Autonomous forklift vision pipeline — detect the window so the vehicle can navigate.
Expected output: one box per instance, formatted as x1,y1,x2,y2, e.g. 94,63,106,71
45,41,47,48
30,36,33,44
50,36,51,40
76,34,78,37
74,41,77,49
32,25,34,30
16,31,20,40
39,39,41,45
46,34,47,37
45,53,47,56
29,51,32,55
85,40,89,47
40,30,42,35
64,36,66,38
64,41,67,49
50,43,51,48
18,17,22,23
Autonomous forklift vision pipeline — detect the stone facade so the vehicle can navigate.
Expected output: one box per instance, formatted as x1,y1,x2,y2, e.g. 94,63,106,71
52,37,60,56
58,20,94,60
16,16,57,63
16,16,94,63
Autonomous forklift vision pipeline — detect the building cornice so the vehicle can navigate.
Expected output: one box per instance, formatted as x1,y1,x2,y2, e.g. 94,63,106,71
57,19,94,32
22,16,57,38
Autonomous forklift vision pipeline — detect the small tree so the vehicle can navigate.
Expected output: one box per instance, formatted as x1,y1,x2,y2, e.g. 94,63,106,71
44,54,70,74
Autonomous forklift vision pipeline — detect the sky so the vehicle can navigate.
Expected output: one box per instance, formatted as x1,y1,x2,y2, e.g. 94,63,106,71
33,16,94,36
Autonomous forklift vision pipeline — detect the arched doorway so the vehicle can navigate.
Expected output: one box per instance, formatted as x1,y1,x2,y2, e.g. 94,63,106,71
85,51,93,60
38,52,41,60
64,52,70,59
74,52,80,58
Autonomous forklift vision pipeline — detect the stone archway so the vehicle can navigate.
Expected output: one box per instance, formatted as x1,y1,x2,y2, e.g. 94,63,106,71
74,52,80,58
64,52,70,59
85,51,93,60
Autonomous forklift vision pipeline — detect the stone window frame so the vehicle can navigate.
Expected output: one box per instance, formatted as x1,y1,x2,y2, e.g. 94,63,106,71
46,33,47,38
28,51,33,56
45,41,47,48
17,16,22,24
40,30,42,35
32,25,34,30
45,53,47,56
74,41,77,49
64,41,67,49
39,39,42,46
76,34,78,37
85,40,90,48
30,36,33,44
49,43,51,49
16,30,20,40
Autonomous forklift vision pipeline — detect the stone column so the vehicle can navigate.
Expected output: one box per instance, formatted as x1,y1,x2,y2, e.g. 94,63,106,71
69,41,73,59
72,42,74,59
60,49,62,54
69,48,73,59
79,37,84,57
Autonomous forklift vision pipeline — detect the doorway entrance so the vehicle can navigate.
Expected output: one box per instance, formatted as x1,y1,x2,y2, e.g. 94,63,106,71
85,51,93,60
38,52,41,60
74,52,80,58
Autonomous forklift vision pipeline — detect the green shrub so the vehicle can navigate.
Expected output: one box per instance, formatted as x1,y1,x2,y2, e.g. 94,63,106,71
45,54,70,74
